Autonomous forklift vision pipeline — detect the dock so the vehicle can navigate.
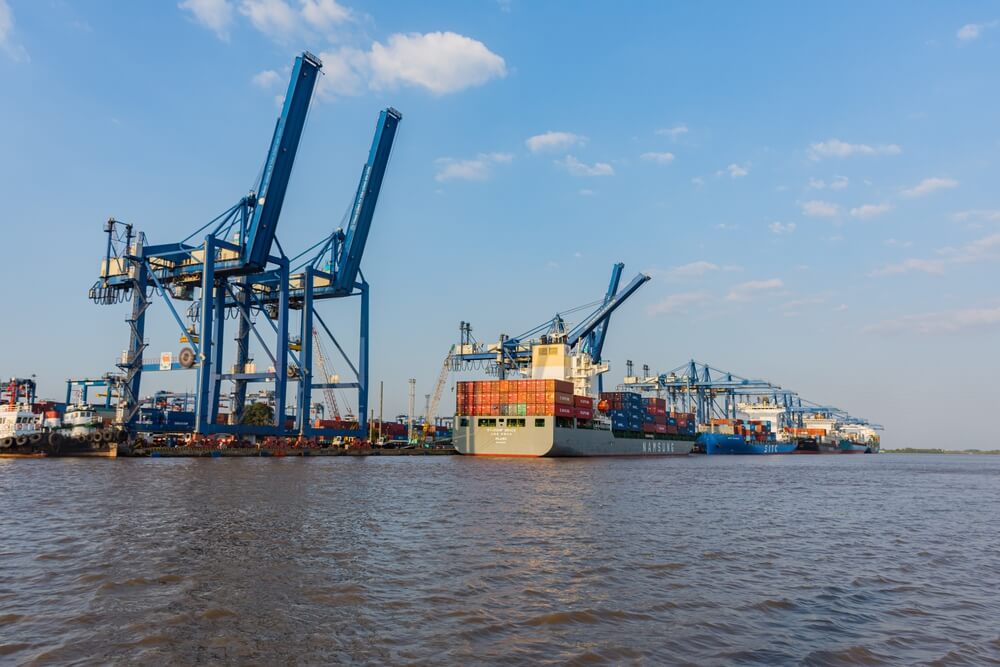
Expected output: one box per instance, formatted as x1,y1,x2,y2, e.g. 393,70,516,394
133,446,458,458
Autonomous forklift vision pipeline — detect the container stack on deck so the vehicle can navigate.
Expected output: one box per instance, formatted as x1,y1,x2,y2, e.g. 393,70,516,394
709,418,775,442
666,409,697,436
642,397,669,435
599,391,644,434
783,426,827,439
456,380,593,421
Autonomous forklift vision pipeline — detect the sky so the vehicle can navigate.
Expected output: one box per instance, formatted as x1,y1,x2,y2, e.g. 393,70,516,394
1,1,999,449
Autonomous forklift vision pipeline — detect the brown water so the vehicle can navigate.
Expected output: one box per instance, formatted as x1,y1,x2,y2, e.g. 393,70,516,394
1,454,998,665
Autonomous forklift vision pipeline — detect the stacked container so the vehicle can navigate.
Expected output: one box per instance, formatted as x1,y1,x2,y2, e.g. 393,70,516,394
642,397,668,434
710,418,778,442
456,379,593,421
599,391,645,434
671,411,697,436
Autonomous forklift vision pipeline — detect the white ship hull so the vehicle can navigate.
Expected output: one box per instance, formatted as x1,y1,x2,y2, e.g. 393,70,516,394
454,415,693,457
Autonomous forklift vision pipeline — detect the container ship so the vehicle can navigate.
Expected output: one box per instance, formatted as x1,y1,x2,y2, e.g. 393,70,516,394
785,426,879,454
453,373,694,457
696,418,797,455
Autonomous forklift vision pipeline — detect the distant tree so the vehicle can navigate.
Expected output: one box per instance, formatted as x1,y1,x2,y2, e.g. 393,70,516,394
242,402,274,426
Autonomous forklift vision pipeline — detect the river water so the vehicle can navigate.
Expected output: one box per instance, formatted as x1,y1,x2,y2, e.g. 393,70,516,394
1,454,998,665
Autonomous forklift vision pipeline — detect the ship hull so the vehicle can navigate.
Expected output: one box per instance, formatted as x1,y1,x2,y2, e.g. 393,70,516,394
454,416,692,457
697,433,797,455
0,435,118,458
838,440,874,454
793,438,874,454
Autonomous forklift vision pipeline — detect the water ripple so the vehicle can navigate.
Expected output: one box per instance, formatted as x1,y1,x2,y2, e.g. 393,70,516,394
0,455,998,664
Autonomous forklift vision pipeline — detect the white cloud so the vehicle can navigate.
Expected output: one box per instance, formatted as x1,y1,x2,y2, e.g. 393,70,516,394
179,0,234,40
780,296,827,316
691,177,706,187
314,32,505,98
300,0,351,30
721,163,749,178
525,131,586,154
317,46,367,97
850,203,893,219
869,258,946,277
655,124,688,140
769,221,796,235
640,151,675,164
556,155,614,177
802,200,839,217
0,0,29,60
252,69,281,88
670,261,719,278
434,152,512,182
957,20,999,42
902,177,959,198
808,139,902,160
939,232,1000,264
369,31,506,94
647,291,707,316
876,231,1000,277
952,209,1000,223
726,278,783,302
239,0,299,41
865,305,1000,335
187,0,352,42
578,188,594,196
808,175,847,190
884,238,913,248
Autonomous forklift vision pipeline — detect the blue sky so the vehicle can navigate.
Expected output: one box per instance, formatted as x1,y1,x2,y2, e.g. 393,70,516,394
1,1,999,448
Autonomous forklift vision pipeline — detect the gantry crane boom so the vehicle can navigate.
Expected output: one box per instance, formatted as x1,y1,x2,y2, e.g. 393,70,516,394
565,273,650,347
331,107,402,294
424,355,451,430
243,51,323,272
312,328,342,421
584,262,624,392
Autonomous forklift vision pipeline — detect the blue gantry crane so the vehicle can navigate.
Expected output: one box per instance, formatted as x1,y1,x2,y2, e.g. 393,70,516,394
89,52,401,442
580,262,624,394
621,359,882,434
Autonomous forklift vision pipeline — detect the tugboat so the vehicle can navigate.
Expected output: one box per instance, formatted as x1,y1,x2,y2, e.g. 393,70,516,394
56,404,121,457
0,401,48,457
0,378,119,458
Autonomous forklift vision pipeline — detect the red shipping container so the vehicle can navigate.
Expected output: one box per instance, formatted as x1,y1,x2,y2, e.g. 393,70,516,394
555,393,574,406
553,380,573,394
655,423,667,434
666,425,678,434
642,423,657,433
574,407,593,419
655,415,666,425
573,395,594,409
554,404,574,417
